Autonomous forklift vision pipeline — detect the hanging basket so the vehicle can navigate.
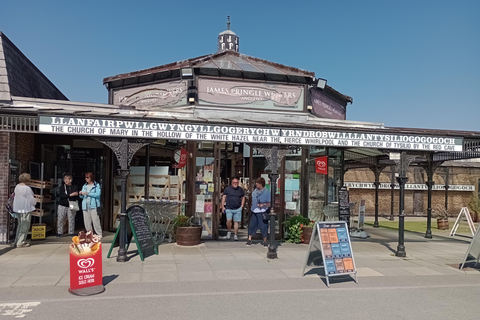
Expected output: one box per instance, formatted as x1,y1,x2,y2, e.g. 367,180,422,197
176,226,202,246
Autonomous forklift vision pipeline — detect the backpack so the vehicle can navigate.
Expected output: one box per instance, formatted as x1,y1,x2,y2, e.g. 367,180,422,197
6,192,15,217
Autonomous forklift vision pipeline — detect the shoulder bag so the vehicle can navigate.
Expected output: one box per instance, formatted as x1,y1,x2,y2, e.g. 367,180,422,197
65,185,80,211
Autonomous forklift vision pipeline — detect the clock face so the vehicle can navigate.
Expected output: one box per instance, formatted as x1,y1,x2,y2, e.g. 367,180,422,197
174,149,181,163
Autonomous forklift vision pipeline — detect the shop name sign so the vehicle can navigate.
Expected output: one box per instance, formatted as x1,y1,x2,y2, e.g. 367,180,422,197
39,116,463,152
197,79,304,111
344,182,475,192
112,81,187,109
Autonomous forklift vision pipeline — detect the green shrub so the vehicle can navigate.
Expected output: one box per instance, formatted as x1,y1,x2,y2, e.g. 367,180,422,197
284,215,311,243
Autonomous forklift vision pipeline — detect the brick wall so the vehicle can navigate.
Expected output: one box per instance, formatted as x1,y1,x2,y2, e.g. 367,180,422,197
346,166,480,217
16,133,34,173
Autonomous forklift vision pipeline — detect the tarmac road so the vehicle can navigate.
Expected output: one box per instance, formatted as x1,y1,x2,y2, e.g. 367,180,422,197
1,276,480,319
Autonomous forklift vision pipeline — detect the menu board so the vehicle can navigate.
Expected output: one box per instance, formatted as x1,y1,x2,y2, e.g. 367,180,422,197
302,221,357,287
319,222,355,275
128,206,155,252
107,205,158,261
338,187,350,229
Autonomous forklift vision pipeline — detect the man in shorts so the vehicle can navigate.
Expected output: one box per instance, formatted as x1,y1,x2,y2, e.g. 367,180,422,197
221,178,245,241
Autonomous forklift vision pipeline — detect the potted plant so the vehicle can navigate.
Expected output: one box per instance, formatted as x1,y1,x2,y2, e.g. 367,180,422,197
433,205,449,230
284,215,311,244
468,194,480,223
173,215,202,246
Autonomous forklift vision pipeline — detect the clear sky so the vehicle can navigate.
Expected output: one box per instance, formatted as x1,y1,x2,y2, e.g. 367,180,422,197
1,0,479,131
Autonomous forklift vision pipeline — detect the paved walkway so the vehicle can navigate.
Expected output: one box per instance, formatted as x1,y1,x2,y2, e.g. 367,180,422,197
1,220,478,293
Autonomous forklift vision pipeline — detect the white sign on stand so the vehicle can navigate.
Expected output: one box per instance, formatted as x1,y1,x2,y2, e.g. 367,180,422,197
450,207,476,237
302,221,357,287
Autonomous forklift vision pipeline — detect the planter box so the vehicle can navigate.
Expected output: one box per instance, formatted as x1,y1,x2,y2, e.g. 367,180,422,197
302,226,313,244
176,226,202,246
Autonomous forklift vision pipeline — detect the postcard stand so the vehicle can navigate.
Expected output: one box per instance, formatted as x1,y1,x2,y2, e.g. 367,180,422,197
302,221,357,287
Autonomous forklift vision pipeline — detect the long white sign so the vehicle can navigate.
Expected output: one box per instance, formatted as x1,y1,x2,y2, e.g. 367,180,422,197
38,116,464,152
344,182,475,191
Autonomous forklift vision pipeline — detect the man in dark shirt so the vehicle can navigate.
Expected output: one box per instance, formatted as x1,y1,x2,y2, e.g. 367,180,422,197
221,178,245,241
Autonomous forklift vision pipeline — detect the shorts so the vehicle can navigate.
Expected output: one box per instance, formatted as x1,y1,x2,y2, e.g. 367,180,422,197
226,207,242,222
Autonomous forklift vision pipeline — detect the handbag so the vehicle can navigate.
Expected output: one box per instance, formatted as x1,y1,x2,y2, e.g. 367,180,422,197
65,185,79,211
69,200,80,211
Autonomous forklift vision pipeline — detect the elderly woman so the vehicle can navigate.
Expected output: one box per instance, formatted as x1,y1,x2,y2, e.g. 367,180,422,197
57,174,79,237
79,172,102,237
246,177,271,247
12,173,37,248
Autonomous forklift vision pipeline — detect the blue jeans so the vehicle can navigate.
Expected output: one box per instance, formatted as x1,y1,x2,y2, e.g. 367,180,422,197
248,212,268,239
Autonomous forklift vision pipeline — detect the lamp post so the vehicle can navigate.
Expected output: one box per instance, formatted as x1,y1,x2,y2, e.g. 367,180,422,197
252,144,292,259
95,137,149,263
396,152,408,257
117,168,129,262
267,172,279,259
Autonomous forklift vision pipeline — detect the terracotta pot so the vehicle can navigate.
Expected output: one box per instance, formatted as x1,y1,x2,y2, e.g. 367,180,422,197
437,218,449,230
302,226,313,244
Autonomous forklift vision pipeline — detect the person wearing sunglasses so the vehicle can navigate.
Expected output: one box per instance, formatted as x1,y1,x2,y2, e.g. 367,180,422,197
79,172,102,237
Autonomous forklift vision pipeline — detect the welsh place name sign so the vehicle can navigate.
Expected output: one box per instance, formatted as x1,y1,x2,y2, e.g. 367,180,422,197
39,116,463,152
197,78,305,111
345,182,474,191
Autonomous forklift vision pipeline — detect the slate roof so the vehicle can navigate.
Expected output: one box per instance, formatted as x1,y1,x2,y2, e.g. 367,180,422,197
0,32,68,101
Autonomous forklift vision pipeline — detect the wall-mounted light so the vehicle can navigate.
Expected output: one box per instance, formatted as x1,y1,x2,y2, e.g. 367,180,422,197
187,85,197,104
316,78,327,90
307,105,313,110
181,68,194,80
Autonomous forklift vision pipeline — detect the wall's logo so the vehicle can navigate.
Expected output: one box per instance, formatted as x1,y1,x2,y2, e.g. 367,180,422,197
316,159,326,168
77,258,95,269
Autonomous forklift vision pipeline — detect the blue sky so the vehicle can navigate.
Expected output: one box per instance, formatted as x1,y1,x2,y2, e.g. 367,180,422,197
1,0,479,131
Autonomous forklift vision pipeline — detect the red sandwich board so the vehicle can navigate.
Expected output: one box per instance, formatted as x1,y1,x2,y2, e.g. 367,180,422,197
69,243,105,295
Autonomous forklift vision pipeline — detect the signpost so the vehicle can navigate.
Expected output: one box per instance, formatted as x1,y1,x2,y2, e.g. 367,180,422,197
450,207,476,237
302,221,357,287
107,205,158,261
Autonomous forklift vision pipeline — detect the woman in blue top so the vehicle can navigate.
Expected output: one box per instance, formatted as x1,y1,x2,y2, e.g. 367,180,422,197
246,177,271,247
79,172,102,237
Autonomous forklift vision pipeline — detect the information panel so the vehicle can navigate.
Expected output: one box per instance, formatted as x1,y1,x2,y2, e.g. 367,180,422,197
302,221,357,287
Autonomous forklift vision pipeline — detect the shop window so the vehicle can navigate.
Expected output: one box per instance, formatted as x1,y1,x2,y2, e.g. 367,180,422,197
195,154,215,239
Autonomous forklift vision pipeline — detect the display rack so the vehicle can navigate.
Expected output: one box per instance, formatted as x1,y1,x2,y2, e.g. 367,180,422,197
28,163,54,237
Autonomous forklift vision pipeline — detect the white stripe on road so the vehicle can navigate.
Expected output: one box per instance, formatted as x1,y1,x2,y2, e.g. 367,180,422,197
0,302,40,318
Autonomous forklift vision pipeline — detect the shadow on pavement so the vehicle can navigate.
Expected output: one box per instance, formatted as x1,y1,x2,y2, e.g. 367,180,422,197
103,274,119,286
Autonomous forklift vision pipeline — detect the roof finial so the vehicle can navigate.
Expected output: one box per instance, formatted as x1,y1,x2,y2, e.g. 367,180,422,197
227,16,231,30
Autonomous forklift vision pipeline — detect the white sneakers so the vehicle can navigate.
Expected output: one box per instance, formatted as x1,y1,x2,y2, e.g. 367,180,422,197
226,232,238,241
